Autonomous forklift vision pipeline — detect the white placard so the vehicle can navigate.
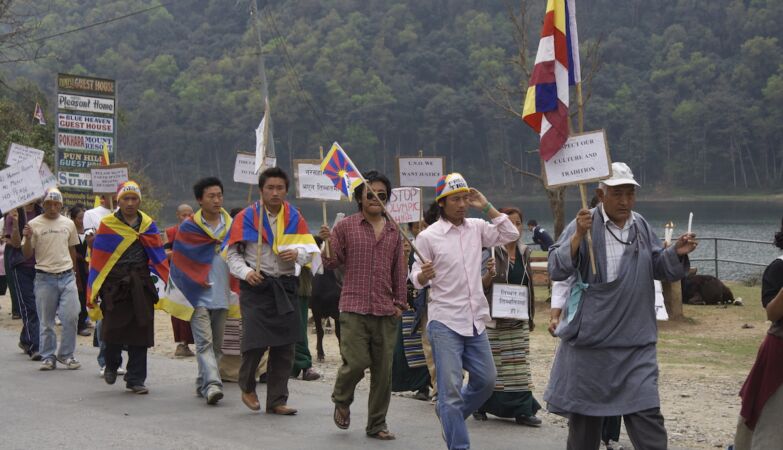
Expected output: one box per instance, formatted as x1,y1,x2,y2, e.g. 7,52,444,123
39,163,58,191
233,153,276,185
543,130,612,188
57,93,115,114
6,143,45,167
398,157,444,187
0,161,45,213
490,283,529,320
387,187,422,224
90,164,129,194
294,160,342,201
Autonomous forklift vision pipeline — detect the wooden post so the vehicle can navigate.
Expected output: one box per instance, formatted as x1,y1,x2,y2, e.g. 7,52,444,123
576,82,597,275
246,184,253,205
662,280,684,320
320,146,330,258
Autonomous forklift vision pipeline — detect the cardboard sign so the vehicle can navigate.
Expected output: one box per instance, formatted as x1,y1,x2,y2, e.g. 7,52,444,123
6,143,45,167
543,130,612,188
90,164,129,194
397,157,444,187
39,163,58,191
294,159,342,201
0,161,45,213
387,187,422,224
233,152,276,185
490,283,529,320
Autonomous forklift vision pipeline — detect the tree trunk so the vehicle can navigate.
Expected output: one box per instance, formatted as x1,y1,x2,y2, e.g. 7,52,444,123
729,137,737,188
744,142,762,188
544,184,567,239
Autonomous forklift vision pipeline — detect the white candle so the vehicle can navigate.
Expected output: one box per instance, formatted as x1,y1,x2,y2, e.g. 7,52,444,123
490,247,495,260
687,212,693,235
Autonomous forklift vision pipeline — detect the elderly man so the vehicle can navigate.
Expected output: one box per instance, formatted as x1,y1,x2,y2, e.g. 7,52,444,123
411,173,519,450
87,181,169,394
21,189,82,371
165,203,196,358
544,162,698,450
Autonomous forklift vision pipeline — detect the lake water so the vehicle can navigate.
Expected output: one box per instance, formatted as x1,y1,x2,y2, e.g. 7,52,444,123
164,196,782,282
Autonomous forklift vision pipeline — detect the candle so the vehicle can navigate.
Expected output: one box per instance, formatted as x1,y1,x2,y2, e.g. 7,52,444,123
687,212,693,235
490,247,495,261
664,222,673,246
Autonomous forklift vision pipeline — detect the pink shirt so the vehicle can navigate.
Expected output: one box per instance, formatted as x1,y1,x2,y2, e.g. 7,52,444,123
411,214,520,336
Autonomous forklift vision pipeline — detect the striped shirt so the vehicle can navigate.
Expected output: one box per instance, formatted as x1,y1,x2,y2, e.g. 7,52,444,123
600,204,634,283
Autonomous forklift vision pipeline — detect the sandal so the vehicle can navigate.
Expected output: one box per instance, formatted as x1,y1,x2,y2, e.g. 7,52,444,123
368,430,396,440
333,404,350,430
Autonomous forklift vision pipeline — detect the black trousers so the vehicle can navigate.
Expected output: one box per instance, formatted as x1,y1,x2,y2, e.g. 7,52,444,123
105,343,147,387
567,408,667,450
238,344,295,410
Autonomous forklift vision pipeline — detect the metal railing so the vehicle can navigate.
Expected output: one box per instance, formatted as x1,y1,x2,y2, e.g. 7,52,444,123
684,237,772,279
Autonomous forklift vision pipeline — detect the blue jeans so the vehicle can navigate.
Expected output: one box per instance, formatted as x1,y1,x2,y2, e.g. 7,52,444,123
191,307,227,396
428,320,497,450
10,265,38,353
34,271,80,361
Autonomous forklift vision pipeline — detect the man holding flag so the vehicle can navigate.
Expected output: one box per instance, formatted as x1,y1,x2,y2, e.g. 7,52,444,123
226,167,320,415
167,177,233,405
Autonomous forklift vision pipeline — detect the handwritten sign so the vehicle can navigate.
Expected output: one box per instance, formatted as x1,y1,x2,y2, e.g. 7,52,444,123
490,283,529,320
397,157,444,187
294,159,342,201
387,187,422,224
39,163,58,191
233,152,276,185
6,143,45,167
0,161,45,213
543,130,612,188
90,164,129,194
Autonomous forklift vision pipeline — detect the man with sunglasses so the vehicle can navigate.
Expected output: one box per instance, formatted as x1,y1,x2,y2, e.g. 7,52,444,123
545,162,698,450
319,170,407,441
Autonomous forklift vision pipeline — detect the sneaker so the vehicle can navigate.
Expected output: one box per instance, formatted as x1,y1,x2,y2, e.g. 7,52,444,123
472,411,488,421
301,368,321,381
40,359,56,371
104,368,118,385
174,344,195,357
55,316,61,326
515,415,542,427
206,386,224,405
18,342,31,354
127,384,149,395
605,441,624,450
30,352,42,361
57,357,81,370
99,366,105,377
77,328,92,337
117,367,127,376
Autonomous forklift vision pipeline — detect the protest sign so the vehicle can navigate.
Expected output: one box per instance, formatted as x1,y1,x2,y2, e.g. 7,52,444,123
490,284,529,320
39,163,58,191
90,164,129,194
6,143,45,167
386,187,422,224
233,152,276,185
294,159,342,201
543,130,612,188
397,157,444,187
0,161,45,213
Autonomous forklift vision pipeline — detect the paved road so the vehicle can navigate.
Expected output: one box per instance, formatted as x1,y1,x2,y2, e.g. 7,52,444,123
0,327,570,449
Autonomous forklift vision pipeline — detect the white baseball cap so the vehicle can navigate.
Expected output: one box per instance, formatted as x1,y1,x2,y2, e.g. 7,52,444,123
602,162,640,187
43,188,64,204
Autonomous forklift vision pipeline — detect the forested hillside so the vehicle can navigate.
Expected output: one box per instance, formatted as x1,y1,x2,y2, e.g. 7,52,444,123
2,0,782,196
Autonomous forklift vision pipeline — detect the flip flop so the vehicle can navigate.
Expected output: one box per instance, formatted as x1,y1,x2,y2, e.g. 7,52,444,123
368,430,396,440
333,405,350,430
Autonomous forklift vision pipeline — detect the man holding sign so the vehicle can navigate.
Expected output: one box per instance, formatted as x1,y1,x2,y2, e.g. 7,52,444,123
545,163,698,450
410,173,519,450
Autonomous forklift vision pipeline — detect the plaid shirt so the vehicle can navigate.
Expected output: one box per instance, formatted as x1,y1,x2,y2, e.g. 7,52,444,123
322,213,407,316
600,203,634,283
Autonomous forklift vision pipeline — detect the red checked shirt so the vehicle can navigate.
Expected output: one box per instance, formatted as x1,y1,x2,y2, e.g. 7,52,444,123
322,213,407,316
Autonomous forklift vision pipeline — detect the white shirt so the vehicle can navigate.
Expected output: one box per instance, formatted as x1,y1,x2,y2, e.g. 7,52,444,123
600,203,634,283
83,205,113,235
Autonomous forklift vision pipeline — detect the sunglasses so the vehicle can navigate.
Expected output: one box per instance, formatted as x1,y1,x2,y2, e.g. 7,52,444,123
366,191,388,201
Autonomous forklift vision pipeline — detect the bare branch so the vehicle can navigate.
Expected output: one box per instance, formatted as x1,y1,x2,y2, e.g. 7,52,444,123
503,160,542,181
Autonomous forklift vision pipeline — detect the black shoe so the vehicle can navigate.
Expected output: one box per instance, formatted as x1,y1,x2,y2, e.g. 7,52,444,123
104,368,118,385
126,384,149,395
12,314,21,320
30,352,42,361
18,342,31,355
515,415,542,427
258,373,268,384
472,411,488,421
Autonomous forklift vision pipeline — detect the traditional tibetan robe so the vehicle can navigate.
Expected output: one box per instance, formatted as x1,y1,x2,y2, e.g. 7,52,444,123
544,209,688,417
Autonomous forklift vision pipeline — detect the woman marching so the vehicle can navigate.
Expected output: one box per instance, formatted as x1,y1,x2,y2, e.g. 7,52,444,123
473,206,542,427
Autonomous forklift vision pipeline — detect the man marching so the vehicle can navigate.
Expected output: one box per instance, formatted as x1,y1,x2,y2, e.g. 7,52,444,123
87,181,169,394
411,173,519,450
226,167,320,415
545,163,698,450
168,177,232,405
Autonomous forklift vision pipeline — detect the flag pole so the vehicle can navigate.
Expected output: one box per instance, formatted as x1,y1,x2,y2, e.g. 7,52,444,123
576,82,597,275
338,150,425,261
319,146,330,258
255,99,271,275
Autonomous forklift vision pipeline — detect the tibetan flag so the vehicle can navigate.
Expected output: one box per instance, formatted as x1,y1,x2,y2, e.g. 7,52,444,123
163,208,240,320
522,0,581,161
33,102,46,125
224,200,322,274
86,211,169,321
320,142,363,200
